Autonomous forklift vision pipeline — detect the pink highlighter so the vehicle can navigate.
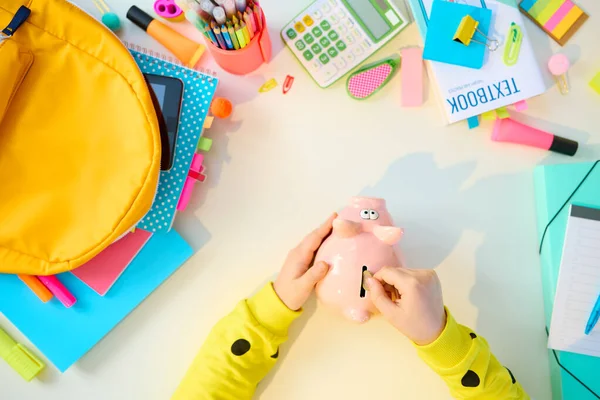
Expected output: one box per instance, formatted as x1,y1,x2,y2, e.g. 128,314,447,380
491,118,578,156
37,275,77,308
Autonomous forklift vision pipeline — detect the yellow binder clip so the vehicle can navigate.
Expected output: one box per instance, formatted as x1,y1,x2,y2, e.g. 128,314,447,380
453,15,499,51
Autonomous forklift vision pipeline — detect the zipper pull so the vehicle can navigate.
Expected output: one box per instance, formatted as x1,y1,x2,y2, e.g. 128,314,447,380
1,6,31,38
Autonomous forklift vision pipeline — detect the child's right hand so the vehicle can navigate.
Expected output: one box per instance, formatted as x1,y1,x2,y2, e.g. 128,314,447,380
366,267,446,346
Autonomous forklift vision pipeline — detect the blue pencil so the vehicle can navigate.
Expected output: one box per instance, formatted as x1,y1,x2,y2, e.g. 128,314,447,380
205,26,221,48
221,24,233,49
213,25,227,49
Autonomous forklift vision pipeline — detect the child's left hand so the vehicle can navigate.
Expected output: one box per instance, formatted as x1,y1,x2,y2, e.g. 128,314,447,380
273,213,337,311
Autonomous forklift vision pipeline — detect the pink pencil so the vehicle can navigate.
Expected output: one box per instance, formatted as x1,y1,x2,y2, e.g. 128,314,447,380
253,4,262,31
37,275,77,308
246,7,257,33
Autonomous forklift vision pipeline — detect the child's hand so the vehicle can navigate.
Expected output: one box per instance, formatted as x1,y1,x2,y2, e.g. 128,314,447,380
273,213,337,311
366,267,446,346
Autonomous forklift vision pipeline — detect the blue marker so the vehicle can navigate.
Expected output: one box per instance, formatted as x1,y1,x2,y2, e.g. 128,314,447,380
221,24,233,49
585,293,600,335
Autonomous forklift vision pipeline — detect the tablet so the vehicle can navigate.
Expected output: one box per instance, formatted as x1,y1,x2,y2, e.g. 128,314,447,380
144,74,184,171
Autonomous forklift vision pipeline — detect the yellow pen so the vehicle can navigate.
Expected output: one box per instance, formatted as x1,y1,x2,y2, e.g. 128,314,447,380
234,23,247,48
241,21,251,44
228,23,240,49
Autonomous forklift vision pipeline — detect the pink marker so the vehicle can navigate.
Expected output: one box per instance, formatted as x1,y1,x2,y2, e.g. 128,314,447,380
548,54,570,95
400,47,424,107
177,153,205,211
37,275,77,308
492,118,578,156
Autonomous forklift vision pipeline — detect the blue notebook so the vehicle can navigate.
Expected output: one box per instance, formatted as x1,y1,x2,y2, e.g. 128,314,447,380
423,0,492,69
0,230,192,372
534,161,600,400
131,49,218,233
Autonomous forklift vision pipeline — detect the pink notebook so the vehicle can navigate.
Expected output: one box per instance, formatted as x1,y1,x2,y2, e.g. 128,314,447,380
71,230,152,296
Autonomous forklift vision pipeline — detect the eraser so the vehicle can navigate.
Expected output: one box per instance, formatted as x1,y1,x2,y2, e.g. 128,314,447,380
400,47,424,107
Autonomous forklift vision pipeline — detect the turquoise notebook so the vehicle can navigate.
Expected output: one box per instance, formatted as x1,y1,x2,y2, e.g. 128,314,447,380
0,230,192,372
534,161,600,400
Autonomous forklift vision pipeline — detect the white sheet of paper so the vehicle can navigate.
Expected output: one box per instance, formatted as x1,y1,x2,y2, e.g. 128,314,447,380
548,205,600,357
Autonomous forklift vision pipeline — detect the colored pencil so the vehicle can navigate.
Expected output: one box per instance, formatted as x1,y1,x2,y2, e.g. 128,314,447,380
234,23,247,48
221,24,234,49
243,11,255,37
213,25,227,49
227,23,240,49
205,26,220,48
241,21,251,43
253,4,262,31
246,7,257,33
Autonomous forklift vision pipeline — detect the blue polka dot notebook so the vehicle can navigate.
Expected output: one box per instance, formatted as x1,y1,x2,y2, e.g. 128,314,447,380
130,49,218,233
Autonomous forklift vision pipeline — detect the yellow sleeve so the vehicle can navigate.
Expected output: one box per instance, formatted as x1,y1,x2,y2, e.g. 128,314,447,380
171,283,301,400
415,309,530,400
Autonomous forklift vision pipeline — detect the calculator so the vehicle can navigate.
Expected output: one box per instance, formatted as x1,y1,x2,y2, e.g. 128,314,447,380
281,0,409,88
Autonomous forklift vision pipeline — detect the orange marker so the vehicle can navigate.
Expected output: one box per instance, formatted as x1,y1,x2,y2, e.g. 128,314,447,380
18,275,53,303
127,6,205,68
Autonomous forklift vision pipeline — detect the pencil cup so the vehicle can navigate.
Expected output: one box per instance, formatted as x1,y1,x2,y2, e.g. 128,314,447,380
205,14,271,75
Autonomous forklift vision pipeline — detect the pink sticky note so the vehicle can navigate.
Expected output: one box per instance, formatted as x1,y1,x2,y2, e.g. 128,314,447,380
71,230,152,296
401,47,424,107
514,100,528,112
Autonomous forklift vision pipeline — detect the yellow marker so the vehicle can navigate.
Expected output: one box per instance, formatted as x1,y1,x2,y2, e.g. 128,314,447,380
453,15,499,51
234,23,246,48
258,78,278,93
241,21,251,44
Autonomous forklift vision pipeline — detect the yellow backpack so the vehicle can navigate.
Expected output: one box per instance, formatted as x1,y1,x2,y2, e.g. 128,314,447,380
0,0,161,275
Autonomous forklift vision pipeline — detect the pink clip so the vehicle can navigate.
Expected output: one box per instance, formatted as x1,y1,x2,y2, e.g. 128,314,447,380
177,154,205,211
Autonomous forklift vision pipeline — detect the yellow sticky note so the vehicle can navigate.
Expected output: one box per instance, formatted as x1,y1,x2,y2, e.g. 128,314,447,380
203,116,214,129
495,107,510,119
590,73,600,95
537,0,564,25
481,110,497,121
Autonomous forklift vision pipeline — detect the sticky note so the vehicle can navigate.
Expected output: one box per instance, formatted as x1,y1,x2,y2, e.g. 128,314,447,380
467,116,479,129
203,116,214,129
400,47,424,107
481,110,497,121
590,73,600,95
520,0,588,46
495,106,510,119
514,100,528,111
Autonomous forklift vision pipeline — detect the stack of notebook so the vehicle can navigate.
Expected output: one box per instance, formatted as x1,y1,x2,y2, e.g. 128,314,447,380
0,50,217,372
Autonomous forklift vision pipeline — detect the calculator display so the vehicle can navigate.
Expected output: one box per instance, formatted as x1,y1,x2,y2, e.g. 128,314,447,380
345,0,390,39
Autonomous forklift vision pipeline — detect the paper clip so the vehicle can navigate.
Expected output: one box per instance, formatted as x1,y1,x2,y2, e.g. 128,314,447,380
258,78,277,93
453,15,499,51
503,23,522,66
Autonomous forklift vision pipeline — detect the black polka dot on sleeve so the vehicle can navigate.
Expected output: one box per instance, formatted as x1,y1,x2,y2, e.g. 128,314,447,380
271,348,279,359
461,370,480,388
505,367,516,384
231,339,251,356
469,332,477,339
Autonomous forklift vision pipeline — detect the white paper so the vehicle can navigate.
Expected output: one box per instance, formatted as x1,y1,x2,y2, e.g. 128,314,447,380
548,205,600,357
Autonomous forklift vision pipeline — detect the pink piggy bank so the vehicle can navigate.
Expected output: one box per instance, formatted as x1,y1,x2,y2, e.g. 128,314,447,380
315,197,403,323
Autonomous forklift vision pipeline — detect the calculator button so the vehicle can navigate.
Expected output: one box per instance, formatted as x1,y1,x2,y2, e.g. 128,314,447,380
303,15,314,26
336,9,346,18
319,53,330,64
303,50,314,61
344,19,354,28
345,35,355,44
321,63,338,81
330,15,339,25
361,41,371,49
294,22,305,33
327,47,338,58
329,0,336,6
334,58,347,69
312,60,321,69
320,20,331,30
321,3,331,13
338,24,347,33
335,40,347,51
312,10,322,20
345,53,355,62
328,30,339,41
286,28,297,39
311,43,322,54
304,33,314,44
351,29,361,39
353,46,363,56
319,37,330,47
312,27,323,37
295,40,306,50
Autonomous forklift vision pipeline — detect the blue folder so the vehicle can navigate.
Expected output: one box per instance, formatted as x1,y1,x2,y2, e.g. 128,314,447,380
534,161,600,400
423,0,492,69
0,229,192,372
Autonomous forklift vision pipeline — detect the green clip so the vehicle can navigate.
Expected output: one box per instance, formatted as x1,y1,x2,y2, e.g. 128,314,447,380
0,327,45,382
503,23,523,67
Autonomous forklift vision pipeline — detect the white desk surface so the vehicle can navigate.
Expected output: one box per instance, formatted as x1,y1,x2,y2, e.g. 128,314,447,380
3,0,600,398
